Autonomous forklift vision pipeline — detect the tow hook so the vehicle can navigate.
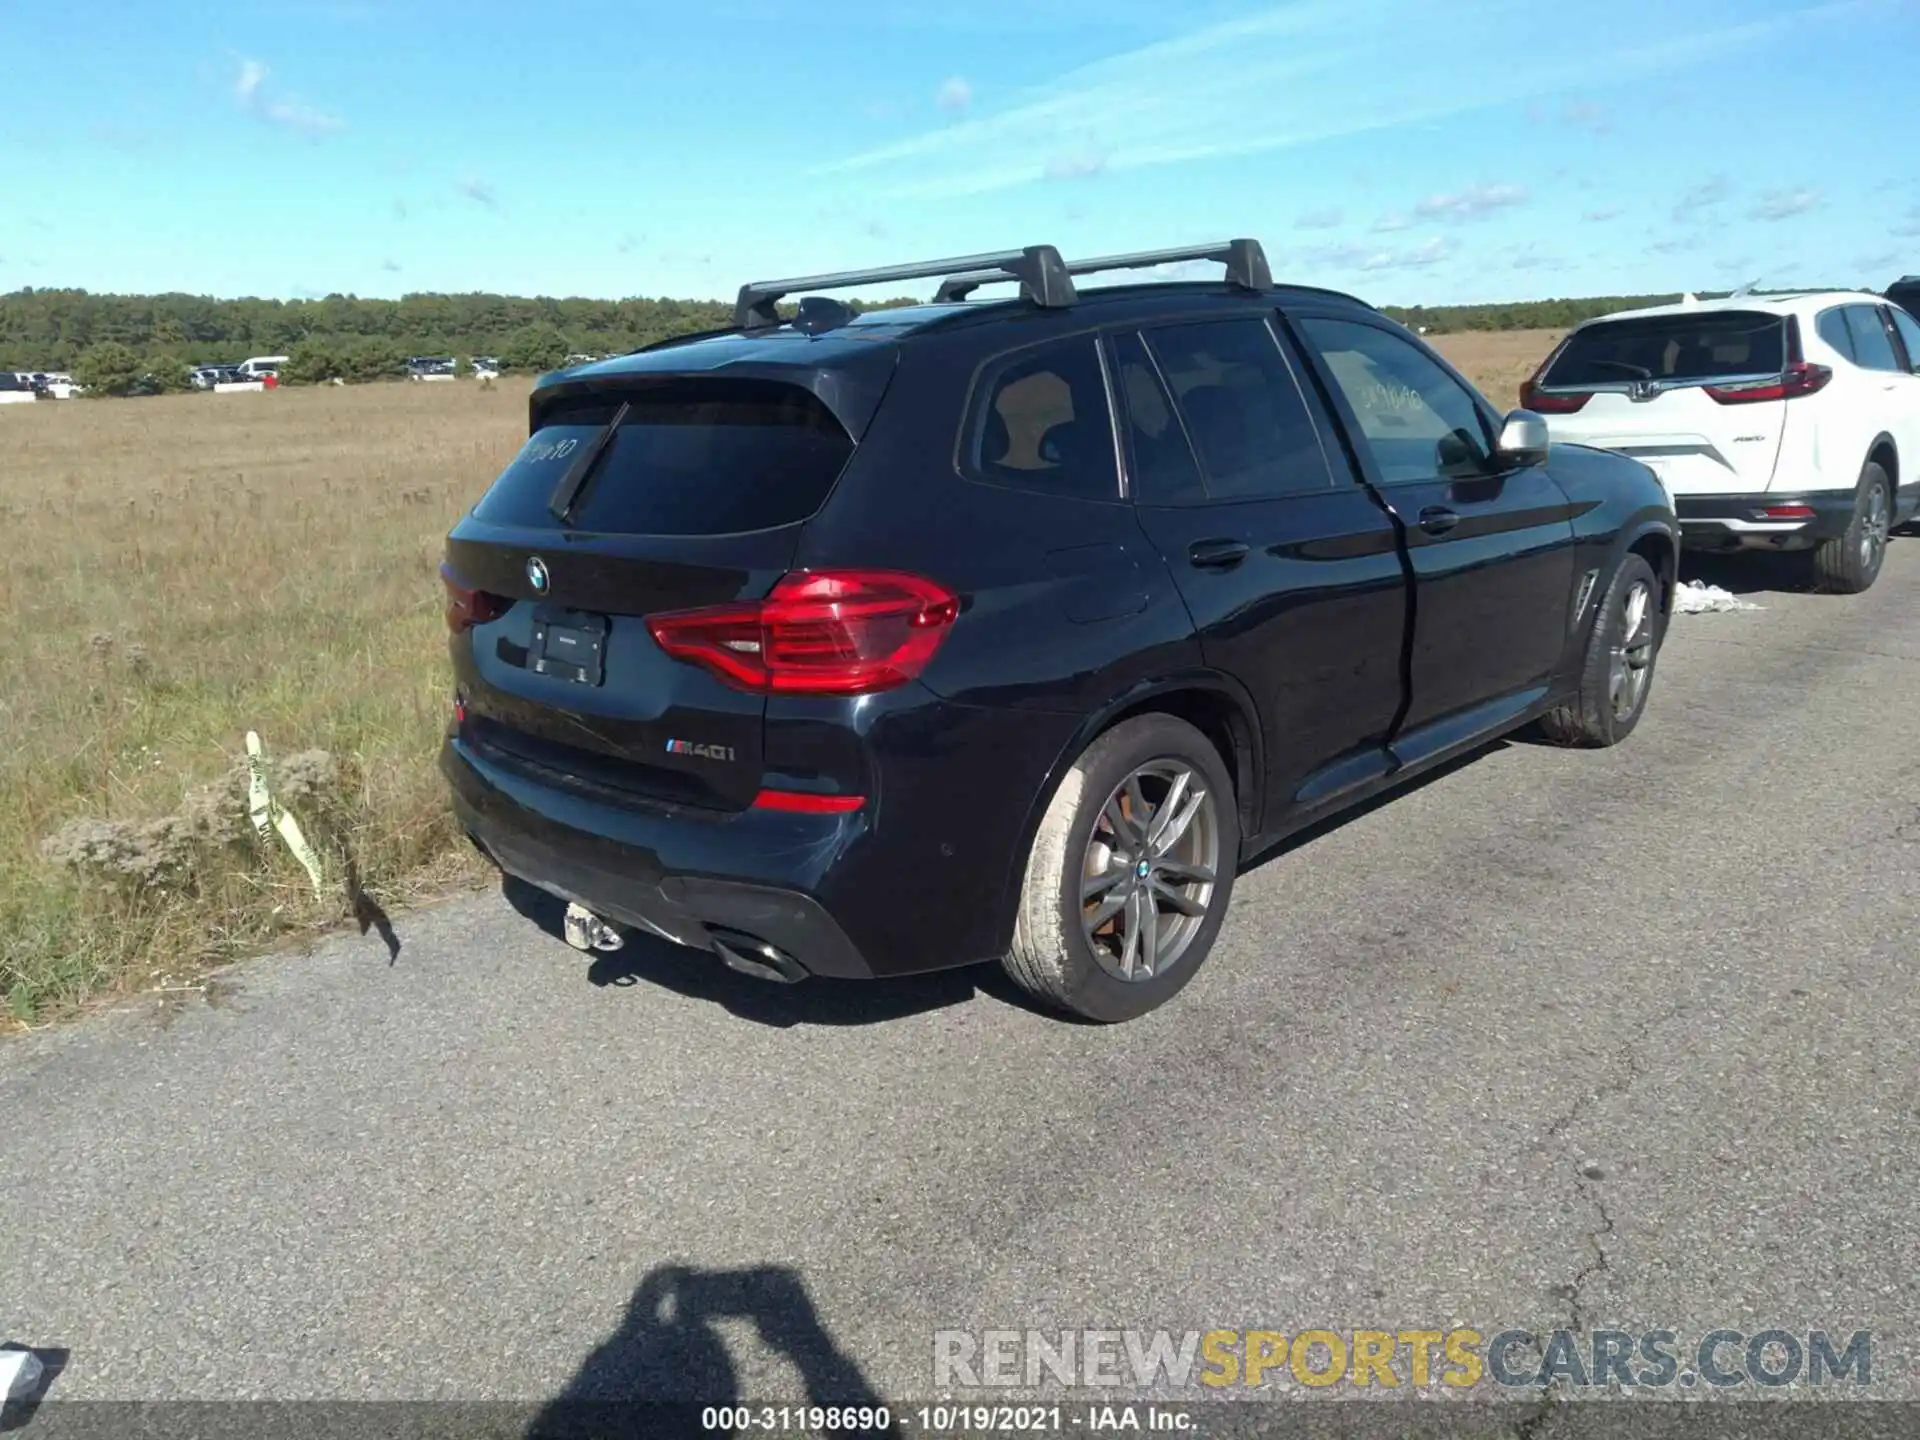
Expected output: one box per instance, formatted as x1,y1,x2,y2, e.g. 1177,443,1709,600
563,902,625,953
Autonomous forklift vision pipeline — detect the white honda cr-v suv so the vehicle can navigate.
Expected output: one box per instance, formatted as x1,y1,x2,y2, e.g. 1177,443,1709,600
1520,291,1920,592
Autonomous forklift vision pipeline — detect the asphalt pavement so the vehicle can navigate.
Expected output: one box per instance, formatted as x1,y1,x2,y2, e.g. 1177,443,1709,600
3,545,1917,1432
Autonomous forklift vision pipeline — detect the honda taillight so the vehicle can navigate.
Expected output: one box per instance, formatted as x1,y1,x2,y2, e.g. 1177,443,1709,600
1518,377,1590,414
1704,362,1831,405
648,569,961,696
440,562,509,633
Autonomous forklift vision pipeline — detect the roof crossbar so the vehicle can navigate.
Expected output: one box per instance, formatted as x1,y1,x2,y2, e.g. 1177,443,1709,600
934,238,1272,303
734,245,1075,330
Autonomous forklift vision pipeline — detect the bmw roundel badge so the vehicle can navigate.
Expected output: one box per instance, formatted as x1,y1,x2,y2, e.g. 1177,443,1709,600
526,556,550,594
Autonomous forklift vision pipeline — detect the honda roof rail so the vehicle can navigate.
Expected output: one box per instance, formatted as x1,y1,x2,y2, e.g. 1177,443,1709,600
933,238,1272,303
734,245,1075,330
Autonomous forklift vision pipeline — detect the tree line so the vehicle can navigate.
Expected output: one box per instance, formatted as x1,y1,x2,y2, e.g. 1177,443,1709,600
0,284,1852,396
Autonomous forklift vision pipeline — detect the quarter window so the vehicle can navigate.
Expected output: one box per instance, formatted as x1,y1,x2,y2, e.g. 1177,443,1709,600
970,336,1119,501
1815,308,1856,363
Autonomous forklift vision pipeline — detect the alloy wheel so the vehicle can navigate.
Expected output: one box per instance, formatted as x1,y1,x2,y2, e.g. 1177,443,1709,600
1080,761,1221,982
1608,579,1656,724
1860,484,1890,573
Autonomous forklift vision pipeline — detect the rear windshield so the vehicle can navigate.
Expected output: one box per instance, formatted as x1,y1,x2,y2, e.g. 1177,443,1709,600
470,379,855,536
1542,311,1786,387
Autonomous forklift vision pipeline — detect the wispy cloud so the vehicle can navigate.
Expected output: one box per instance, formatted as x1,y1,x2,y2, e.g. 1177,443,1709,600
615,233,641,254
1414,182,1527,222
1649,237,1692,255
1892,208,1920,238
1750,187,1819,220
1306,235,1452,273
1509,245,1568,272
391,198,409,221
456,176,498,209
1673,174,1731,221
381,259,401,273
88,122,156,154
1295,207,1344,230
1044,151,1108,180
1371,212,1412,232
232,55,344,136
1561,99,1611,134
807,0,1865,201
935,76,973,113
1581,206,1621,222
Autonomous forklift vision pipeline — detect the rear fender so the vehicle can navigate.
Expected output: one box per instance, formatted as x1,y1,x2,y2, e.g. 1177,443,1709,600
993,671,1265,953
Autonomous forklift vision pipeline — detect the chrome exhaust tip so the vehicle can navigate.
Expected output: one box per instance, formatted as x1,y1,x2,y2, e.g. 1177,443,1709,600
562,902,626,953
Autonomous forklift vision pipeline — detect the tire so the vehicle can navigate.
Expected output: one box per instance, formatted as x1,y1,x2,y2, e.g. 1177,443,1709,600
1004,714,1240,1023
1539,553,1663,748
1811,461,1892,594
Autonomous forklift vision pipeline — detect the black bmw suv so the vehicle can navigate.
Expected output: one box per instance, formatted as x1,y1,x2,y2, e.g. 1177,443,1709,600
441,239,1677,1022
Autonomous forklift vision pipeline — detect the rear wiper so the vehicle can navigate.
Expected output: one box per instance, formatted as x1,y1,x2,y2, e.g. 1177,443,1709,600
547,400,631,523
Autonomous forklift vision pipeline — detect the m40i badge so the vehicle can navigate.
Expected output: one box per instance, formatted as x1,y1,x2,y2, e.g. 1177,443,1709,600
666,739,736,762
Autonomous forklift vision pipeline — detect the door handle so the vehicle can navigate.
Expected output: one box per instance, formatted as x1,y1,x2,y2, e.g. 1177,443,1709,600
1187,538,1250,569
1418,506,1460,536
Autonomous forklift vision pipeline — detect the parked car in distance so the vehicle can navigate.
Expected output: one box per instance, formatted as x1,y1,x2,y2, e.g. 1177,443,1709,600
409,356,457,381
0,372,37,405
1884,275,1920,324
440,238,1678,1023
471,356,502,379
1522,291,1920,592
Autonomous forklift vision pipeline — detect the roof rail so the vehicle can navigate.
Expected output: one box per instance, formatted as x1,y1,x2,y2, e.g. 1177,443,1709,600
734,245,1075,330
934,238,1272,303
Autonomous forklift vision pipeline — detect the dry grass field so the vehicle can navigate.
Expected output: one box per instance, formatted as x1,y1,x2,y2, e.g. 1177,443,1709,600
0,328,1561,1026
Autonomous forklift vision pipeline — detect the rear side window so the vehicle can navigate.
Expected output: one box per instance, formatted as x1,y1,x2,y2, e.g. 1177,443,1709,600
1844,306,1901,372
968,336,1119,501
470,379,854,536
1889,306,1920,371
1816,309,1856,362
1140,319,1336,500
1542,312,1785,386
0,374,22,391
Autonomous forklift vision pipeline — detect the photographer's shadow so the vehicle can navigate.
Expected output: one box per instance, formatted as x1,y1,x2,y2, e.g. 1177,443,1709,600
528,1263,898,1440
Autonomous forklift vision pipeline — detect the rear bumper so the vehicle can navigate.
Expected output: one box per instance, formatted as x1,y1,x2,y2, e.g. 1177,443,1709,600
1673,490,1855,549
443,737,875,979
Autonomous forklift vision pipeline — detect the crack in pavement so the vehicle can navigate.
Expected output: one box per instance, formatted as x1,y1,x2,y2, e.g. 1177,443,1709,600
1506,1001,1688,1430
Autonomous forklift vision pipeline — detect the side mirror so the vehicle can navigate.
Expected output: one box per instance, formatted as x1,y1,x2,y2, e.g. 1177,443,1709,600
1496,409,1550,467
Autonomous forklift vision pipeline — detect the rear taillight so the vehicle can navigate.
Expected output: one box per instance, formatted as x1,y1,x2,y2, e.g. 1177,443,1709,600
648,569,961,697
1518,377,1590,414
1704,362,1831,405
440,562,510,633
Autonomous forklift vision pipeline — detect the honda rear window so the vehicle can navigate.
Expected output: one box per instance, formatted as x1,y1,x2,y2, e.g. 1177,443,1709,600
470,379,854,536
1542,312,1785,386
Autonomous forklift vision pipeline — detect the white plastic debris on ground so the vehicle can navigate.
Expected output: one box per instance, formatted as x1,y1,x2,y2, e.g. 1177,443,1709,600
0,1346,44,1400
1674,579,1763,614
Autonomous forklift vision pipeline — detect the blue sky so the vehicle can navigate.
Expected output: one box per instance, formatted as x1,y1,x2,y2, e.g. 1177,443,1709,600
3,0,1917,307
